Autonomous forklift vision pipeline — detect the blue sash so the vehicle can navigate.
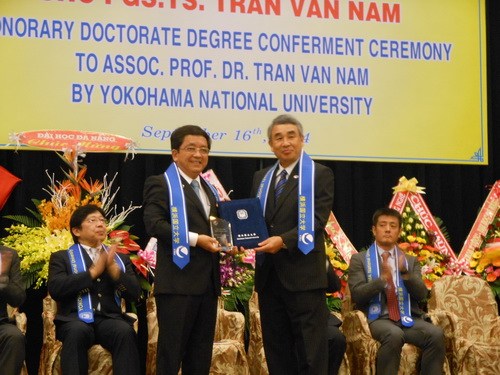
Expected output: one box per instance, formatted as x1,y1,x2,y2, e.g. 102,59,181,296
68,244,126,323
257,151,315,254
297,151,315,253
164,163,190,269
202,178,221,204
365,243,414,327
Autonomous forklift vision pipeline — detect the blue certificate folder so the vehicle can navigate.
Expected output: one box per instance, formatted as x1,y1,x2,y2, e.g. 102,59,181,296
218,198,269,248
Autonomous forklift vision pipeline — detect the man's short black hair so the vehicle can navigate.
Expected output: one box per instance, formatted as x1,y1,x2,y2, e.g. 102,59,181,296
372,207,402,227
69,204,106,243
170,125,211,151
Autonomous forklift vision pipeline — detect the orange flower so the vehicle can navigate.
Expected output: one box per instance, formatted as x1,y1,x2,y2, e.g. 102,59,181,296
398,242,411,251
424,279,434,289
80,177,104,195
486,273,497,283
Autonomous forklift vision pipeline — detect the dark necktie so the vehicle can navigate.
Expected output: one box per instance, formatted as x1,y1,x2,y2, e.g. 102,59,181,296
274,169,288,202
381,251,400,322
191,180,202,201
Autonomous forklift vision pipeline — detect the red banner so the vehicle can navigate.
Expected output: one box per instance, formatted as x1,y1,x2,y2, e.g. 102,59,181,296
324,211,357,264
12,130,136,153
459,180,500,265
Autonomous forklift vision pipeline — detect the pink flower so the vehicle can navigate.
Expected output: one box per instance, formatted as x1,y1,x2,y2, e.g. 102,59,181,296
241,249,256,268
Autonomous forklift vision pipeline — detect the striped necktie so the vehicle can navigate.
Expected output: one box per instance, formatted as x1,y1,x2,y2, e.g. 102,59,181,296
274,169,288,202
381,251,401,322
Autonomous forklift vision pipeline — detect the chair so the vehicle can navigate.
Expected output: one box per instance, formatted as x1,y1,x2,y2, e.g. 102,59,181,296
7,305,28,375
247,290,350,375
38,295,138,375
247,290,268,375
341,285,449,375
428,275,500,375
145,292,249,375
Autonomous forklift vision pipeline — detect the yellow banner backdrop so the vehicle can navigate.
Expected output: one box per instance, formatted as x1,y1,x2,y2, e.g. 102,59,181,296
0,0,488,164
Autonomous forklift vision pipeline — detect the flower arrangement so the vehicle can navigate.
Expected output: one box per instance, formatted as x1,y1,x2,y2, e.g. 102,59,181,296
0,150,147,289
469,208,500,297
398,204,452,290
325,236,349,312
220,249,255,312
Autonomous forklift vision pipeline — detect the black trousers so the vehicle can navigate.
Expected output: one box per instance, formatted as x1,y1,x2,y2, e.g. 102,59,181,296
155,291,218,375
0,322,25,375
56,315,140,375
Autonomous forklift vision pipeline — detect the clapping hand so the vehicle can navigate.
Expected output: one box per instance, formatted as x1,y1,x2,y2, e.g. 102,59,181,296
106,244,122,280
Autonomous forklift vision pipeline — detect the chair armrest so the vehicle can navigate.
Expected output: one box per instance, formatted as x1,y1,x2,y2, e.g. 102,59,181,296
426,309,458,342
8,306,27,335
125,312,139,333
342,310,372,343
41,295,58,345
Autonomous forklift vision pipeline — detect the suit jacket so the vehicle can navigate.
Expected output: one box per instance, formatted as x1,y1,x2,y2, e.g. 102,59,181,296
48,248,141,322
251,161,334,292
143,173,221,296
0,246,25,322
347,248,429,318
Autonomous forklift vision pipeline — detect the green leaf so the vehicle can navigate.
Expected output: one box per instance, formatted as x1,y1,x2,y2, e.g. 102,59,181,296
21,269,39,290
25,207,43,224
2,215,40,228
326,296,342,312
138,277,152,292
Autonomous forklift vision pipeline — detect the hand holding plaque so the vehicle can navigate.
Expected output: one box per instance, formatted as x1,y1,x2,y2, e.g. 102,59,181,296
210,216,233,252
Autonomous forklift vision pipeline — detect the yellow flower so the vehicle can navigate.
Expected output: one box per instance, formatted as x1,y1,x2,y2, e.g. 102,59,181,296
472,251,483,259
416,236,426,244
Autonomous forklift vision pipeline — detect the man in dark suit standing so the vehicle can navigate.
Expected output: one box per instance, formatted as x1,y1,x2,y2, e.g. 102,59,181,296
251,114,334,374
348,207,445,375
0,245,26,375
143,125,222,375
48,204,141,375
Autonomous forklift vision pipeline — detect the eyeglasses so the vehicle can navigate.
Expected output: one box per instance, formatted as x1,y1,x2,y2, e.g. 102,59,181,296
85,217,108,225
180,146,210,155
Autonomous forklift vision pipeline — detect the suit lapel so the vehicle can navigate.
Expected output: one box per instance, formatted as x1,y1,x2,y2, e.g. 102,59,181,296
201,179,218,217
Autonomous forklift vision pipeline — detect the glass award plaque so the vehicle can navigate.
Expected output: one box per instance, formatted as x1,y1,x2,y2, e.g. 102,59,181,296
210,216,233,252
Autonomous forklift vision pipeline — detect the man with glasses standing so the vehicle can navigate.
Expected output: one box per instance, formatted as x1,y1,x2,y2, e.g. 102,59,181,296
251,114,334,374
143,125,222,375
48,204,141,375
